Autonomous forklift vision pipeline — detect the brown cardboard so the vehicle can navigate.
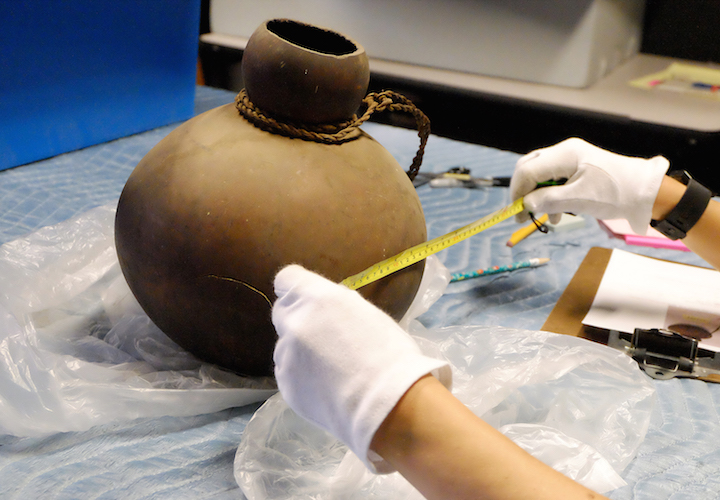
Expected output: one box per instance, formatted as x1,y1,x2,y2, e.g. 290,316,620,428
542,247,611,339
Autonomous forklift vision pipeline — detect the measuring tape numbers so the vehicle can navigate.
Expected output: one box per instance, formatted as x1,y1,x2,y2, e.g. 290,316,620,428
342,197,526,290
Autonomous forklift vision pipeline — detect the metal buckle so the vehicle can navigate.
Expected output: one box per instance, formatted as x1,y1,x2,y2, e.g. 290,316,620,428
607,328,720,380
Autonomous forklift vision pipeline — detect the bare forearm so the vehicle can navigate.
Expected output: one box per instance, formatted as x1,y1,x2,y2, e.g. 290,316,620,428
652,176,720,270
371,375,608,500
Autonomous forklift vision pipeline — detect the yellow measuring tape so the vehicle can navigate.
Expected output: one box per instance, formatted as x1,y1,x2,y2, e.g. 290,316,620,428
342,197,526,290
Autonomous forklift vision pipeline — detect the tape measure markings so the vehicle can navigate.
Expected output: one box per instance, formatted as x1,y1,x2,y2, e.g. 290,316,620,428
342,197,525,290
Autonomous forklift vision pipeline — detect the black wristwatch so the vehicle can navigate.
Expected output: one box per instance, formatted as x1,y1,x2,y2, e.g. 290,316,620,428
650,170,712,240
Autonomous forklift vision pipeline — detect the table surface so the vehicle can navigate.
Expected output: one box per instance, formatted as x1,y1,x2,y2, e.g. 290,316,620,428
1,86,719,500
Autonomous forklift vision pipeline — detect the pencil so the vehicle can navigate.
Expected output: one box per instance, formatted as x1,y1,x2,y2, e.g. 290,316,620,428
450,257,551,282
506,214,549,247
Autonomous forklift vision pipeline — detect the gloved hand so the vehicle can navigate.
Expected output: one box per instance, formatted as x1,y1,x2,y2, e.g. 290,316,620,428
510,138,669,234
272,265,452,473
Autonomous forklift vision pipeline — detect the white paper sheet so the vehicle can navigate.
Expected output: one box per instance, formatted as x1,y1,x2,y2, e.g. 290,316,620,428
583,249,720,350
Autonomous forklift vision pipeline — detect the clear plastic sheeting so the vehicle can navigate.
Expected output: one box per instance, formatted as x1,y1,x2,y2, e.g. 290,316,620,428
0,204,277,438
235,257,656,498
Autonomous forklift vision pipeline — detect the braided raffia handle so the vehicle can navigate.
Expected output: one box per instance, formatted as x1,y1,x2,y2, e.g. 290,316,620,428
235,89,430,181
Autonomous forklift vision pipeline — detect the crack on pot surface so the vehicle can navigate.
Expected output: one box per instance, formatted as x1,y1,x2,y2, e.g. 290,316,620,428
205,275,273,307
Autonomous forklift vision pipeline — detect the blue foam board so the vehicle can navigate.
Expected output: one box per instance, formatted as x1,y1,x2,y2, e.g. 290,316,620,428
0,0,201,170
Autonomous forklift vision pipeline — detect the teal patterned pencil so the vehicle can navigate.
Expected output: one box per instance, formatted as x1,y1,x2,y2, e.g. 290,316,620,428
450,257,550,282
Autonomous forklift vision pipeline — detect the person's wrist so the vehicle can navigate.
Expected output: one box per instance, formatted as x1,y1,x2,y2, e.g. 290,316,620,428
651,175,686,221
650,171,713,240
370,374,439,460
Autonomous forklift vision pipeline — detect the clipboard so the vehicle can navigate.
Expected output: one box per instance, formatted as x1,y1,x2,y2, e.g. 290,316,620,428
542,246,720,383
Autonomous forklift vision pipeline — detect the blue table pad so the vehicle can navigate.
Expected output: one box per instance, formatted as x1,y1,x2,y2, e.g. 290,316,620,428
1,86,719,499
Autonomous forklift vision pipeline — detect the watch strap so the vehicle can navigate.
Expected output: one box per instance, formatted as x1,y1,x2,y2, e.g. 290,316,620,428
650,176,712,240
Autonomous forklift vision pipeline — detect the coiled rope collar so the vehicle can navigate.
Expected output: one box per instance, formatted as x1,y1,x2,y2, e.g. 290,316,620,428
235,89,430,181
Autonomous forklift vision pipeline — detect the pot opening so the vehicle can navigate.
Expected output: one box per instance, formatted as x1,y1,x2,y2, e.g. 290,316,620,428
267,19,359,56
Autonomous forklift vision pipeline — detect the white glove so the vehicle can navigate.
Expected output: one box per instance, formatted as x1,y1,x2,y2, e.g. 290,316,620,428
272,265,452,473
510,138,669,234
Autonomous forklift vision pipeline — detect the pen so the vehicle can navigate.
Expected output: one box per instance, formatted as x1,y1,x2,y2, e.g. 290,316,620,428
429,176,511,189
692,82,720,92
506,214,549,247
450,257,550,282
412,167,511,188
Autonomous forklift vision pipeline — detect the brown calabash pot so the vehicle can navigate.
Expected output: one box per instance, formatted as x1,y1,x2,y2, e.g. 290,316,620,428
114,19,427,377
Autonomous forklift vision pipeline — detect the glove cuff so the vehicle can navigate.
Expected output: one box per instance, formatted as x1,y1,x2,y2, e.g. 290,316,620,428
354,356,452,474
626,155,670,234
